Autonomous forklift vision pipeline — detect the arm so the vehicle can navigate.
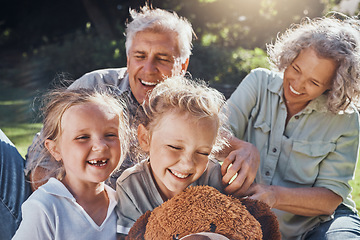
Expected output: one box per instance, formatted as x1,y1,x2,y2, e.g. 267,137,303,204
217,69,263,195
245,183,342,216
244,110,359,216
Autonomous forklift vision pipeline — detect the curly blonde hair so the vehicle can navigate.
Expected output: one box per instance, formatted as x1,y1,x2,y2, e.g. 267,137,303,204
141,76,231,156
267,15,360,113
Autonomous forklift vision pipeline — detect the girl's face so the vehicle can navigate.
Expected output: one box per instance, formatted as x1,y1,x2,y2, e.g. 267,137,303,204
45,103,122,187
283,47,336,112
138,111,218,200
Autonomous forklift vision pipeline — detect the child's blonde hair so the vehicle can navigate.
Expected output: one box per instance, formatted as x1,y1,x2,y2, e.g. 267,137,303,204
141,75,230,155
30,88,129,183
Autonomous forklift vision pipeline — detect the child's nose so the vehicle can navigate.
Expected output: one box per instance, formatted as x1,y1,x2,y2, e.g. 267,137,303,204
92,139,108,152
180,153,195,169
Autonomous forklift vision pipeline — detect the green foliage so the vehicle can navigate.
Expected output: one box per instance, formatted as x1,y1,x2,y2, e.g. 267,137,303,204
0,87,37,124
189,44,269,85
2,123,42,157
1,30,126,90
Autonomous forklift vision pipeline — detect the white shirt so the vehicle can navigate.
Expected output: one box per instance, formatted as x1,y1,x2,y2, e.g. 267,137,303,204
12,178,118,240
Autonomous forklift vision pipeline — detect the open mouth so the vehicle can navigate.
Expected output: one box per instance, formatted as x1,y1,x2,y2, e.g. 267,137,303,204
87,159,108,167
169,169,191,179
140,79,158,87
289,85,301,95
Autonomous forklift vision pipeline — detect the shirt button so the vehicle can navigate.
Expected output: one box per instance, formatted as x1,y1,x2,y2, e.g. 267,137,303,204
295,115,299,119
265,171,270,176
272,148,277,153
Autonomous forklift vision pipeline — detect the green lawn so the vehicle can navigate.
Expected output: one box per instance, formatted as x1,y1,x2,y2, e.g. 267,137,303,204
1,86,359,212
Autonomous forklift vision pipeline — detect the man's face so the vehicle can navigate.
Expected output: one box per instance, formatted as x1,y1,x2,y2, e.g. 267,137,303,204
127,31,189,104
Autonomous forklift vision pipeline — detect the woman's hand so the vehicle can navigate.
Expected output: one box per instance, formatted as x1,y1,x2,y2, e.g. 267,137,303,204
242,183,278,208
220,136,260,195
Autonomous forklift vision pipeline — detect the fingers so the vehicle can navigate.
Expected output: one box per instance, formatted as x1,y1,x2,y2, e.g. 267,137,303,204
224,176,247,195
220,153,233,176
221,152,237,184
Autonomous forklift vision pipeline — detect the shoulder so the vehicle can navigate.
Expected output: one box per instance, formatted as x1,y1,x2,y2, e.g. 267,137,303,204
233,68,283,94
247,68,283,87
22,180,65,214
117,160,151,188
333,108,360,132
80,68,127,79
208,158,221,169
68,67,128,90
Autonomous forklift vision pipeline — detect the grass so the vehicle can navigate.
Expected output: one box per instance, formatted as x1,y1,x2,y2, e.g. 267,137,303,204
2,123,42,157
1,86,359,212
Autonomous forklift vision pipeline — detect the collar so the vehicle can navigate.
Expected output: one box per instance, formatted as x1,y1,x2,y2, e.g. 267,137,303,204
267,71,329,115
40,178,117,202
119,72,140,106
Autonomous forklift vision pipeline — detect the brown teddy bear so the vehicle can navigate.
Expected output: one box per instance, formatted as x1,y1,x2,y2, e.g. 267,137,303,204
127,185,280,240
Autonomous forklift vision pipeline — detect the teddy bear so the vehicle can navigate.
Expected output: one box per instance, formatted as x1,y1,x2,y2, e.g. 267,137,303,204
127,185,280,240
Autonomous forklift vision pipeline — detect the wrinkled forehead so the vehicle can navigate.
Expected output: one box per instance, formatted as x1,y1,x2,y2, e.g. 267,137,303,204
132,29,180,55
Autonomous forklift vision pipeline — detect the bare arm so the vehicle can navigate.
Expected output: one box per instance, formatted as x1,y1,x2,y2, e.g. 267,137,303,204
216,135,260,195
244,183,342,216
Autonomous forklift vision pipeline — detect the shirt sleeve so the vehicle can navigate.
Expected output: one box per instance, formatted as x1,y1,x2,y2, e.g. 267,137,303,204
115,183,143,235
314,111,360,200
226,69,265,139
12,199,54,240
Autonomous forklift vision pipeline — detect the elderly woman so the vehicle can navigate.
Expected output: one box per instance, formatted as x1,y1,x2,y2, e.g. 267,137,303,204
222,16,360,239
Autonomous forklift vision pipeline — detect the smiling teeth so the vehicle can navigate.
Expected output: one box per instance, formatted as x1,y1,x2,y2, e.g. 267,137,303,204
290,85,301,95
170,170,189,179
88,159,107,166
140,79,158,86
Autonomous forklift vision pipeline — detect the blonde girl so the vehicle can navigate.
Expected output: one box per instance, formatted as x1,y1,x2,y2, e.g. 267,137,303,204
116,76,230,235
13,88,129,240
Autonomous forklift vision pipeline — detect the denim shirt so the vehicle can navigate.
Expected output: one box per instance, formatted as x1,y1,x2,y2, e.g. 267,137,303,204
226,68,359,239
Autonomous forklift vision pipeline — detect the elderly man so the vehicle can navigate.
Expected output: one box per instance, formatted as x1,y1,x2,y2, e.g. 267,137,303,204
0,5,258,240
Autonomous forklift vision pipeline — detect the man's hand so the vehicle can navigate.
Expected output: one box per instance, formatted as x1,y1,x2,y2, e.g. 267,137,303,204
220,136,260,195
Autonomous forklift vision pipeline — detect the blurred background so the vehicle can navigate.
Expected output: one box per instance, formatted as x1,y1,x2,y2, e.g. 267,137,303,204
0,0,359,152
0,0,359,211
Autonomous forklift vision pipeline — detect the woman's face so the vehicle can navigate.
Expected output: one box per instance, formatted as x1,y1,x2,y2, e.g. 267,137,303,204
283,47,337,112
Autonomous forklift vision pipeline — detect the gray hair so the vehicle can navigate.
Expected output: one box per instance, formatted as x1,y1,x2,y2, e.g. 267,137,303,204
267,15,360,113
125,5,195,64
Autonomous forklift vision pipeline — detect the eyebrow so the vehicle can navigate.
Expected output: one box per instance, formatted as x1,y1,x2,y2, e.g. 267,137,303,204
132,50,173,57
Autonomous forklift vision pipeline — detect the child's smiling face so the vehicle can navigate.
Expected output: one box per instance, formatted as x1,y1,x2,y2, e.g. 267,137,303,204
45,102,122,186
138,111,218,200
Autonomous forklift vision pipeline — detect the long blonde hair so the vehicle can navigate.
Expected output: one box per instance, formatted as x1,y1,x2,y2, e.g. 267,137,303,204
29,88,129,183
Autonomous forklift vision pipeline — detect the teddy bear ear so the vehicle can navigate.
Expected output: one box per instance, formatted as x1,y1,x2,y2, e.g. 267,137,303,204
127,210,152,239
240,198,281,240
